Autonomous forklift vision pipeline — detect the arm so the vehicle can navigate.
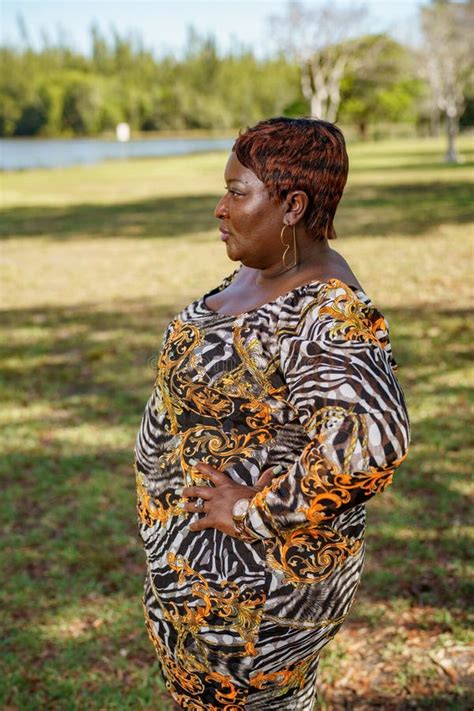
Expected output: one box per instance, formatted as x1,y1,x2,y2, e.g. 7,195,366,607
244,282,410,540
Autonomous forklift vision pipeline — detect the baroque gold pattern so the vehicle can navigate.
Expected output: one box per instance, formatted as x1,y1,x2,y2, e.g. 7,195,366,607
135,464,184,527
178,424,277,485
232,323,279,396
143,602,206,696
144,551,264,709
165,552,266,658
250,648,320,694
299,444,407,526
319,280,389,348
266,525,362,584
156,320,235,432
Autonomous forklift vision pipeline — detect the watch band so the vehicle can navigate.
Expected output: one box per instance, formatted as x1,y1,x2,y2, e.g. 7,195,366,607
232,498,258,542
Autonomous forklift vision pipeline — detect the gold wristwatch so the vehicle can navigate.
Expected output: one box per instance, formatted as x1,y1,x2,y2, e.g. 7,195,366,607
232,498,256,541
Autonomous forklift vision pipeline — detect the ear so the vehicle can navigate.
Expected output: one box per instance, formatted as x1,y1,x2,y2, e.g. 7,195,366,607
284,190,309,225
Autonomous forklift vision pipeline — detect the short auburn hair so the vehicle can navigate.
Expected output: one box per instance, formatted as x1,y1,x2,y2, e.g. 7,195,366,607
232,117,348,240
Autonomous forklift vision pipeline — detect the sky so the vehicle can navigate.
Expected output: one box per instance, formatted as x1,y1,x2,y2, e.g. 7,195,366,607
2,0,429,58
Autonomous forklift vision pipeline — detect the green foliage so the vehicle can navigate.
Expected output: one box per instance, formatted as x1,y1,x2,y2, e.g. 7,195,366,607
339,36,424,138
0,26,431,138
0,27,302,136
61,73,105,135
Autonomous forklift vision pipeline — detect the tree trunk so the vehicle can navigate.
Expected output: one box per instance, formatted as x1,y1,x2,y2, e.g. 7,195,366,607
445,110,458,163
358,121,368,140
310,94,324,120
430,109,440,137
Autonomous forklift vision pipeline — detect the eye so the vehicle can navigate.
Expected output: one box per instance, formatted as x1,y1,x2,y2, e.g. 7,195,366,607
224,186,243,197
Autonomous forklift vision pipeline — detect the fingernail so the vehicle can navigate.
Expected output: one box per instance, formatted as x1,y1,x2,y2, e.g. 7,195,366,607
175,487,183,497
189,458,198,466
273,465,284,475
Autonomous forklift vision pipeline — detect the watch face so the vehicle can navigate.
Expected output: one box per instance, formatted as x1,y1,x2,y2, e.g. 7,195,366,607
233,498,250,517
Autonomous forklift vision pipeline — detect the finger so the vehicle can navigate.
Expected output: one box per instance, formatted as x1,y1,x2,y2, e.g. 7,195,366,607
256,464,284,490
184,500,209,513
189,515,214,532
189,459,221,474
182,486,213,500
193,462,231,485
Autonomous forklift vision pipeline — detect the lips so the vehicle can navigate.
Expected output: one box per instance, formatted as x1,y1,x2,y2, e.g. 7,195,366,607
219,225,231,241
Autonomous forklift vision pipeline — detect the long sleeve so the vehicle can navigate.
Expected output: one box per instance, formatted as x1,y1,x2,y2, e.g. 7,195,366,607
245,280,410,540
134,324,172,482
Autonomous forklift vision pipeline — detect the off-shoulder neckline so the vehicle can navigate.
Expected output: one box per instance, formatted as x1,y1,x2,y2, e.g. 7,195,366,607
200,265,367,320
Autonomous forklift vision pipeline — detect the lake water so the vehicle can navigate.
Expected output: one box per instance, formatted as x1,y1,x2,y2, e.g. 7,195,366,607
0,136,234,171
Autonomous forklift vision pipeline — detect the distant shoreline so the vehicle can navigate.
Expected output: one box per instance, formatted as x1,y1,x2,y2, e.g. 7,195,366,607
2,129,237,141
0,135,234,171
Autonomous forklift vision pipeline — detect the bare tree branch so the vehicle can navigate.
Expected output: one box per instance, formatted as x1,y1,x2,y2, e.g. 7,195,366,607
419,0,474,162
269,1,380,121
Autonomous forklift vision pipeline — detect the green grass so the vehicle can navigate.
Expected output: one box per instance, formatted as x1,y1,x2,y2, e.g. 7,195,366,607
1,135,473,710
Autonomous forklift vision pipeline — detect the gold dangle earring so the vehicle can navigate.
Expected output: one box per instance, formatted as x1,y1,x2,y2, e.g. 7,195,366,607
280,224,298,270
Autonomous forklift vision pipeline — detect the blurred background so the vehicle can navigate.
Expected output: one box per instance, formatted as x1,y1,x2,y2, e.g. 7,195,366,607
1,1,473,709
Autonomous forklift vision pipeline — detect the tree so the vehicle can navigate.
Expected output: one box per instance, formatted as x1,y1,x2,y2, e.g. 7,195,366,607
339,36,423,138
61,74,105,135
420,0,474,162
269,1,384,122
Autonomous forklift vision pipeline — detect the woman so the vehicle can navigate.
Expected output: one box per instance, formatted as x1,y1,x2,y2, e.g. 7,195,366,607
134,117,410,710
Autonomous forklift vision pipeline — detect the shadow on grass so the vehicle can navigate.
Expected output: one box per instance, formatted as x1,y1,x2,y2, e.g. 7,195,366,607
350,160,474,175
0,194,220,240
1,301,472,708
347,146,474,171
338,181,473,236
1,179,473,240
0,300,175,424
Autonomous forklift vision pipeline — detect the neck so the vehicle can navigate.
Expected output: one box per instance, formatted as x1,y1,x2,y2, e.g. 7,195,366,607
255,239,332,284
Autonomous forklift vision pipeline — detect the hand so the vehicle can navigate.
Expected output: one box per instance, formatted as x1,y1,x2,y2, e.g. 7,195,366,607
182,461,280,537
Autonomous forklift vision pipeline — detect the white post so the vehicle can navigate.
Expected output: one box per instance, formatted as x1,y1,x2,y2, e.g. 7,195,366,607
116,123,130,142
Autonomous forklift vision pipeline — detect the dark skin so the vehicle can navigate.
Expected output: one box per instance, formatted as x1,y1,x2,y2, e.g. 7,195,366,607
183,463,278,536
182,151,363,537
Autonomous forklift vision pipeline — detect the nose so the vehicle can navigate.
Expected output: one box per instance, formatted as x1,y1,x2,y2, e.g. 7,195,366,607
214,193,229,219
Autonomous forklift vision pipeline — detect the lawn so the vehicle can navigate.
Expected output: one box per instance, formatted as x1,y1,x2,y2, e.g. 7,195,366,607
1,135,473,710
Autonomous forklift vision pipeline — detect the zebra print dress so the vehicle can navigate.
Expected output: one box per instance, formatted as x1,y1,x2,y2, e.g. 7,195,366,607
134,267,410,710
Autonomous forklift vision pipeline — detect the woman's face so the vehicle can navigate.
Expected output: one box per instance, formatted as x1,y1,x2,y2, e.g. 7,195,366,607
214,152,286,269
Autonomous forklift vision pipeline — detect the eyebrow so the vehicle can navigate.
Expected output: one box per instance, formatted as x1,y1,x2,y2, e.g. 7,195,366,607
225,178,246,185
